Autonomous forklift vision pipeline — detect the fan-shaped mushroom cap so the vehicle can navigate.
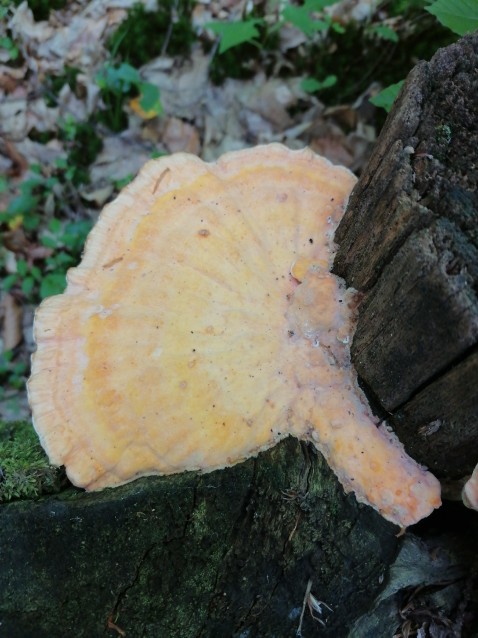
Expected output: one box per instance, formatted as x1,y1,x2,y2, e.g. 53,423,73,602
28,144,441,527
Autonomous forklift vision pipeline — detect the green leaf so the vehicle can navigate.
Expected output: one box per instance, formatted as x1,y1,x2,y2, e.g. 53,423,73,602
113,174,134,190
426,0,478,35
30,266,42,281
16,259,28,277
3,274,18,291
21,277,35,296
7,193,39,216
22,213,41,231
370,24,399,42
138,82,162,114
115,63,141,85
96,62,141,93
40,273,67,299
19,177,43,194
0,36,18,60
44,176,59,190
282,5,329,36
150,149,168,159
331,21,345,34
2,350,14,363
55,157,68,170
206,19,263,54
48,218,62,234
40,236,58,249
12,360,27,375
369,80,404,112
305,0,339,8
301,74,337,93
46,253,74,270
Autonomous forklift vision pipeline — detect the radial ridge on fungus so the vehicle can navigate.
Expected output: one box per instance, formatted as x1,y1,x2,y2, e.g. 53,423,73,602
28,144,441,527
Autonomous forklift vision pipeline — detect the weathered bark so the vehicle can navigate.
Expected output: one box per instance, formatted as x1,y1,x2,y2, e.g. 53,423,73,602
0,438,399,637
334,32,478,480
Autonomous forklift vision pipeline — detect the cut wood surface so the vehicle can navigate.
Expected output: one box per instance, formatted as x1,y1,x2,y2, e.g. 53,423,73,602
334,32,478,479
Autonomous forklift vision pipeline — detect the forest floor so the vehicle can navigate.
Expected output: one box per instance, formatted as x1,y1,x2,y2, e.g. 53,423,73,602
0,0,458,420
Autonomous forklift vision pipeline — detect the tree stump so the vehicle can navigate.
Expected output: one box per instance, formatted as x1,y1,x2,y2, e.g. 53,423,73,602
0,438,399,637
334,32,478,480
1,34,478,638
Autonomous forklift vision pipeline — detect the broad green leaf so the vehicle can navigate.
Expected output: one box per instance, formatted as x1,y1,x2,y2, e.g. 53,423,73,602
21,277,35,296
96,63,140,92
282,5,328,36
30,266,42,281
138,82,163,114
370,24,399,42
20,176,43,193
206,19,263,54
114,63,141,85
48,218,62,234
301,74,337,93
55,157,68,170
40,236,58,249
150,149,168,159
22,213,41,231
113,174,134,190
3,274,18,292
16,259,28,277
304,0,339,8
301,77,322,93
40,273,67,299
0,36,18,60
7,193,39,216
426,0,478,35
12,360,27,375
331,21,345,33
2,350,14,363
369,80,404,112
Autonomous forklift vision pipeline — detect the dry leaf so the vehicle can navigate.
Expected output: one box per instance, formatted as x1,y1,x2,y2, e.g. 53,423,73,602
14,138,64,166
162,117,201,154
0,139,28,177
0,96,28,141
141,50,210,119
89,134,155,184
79,184,114,207
0,293,23,351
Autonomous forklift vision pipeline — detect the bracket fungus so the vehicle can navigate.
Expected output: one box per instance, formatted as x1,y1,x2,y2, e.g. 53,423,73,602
28,144,441,527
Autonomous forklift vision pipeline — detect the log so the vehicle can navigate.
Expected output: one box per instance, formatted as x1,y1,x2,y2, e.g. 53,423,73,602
1,34,478,637
0,437,398,637
334,32,478,479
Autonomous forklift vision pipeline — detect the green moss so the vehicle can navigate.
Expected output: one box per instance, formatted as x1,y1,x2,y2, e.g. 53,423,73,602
432,122,453,162
0,420,63,502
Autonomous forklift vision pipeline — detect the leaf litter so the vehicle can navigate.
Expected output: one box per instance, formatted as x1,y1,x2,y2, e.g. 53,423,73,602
1,0,424,419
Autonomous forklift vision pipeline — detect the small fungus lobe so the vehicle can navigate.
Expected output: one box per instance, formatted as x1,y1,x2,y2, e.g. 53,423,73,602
28,144,441,527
